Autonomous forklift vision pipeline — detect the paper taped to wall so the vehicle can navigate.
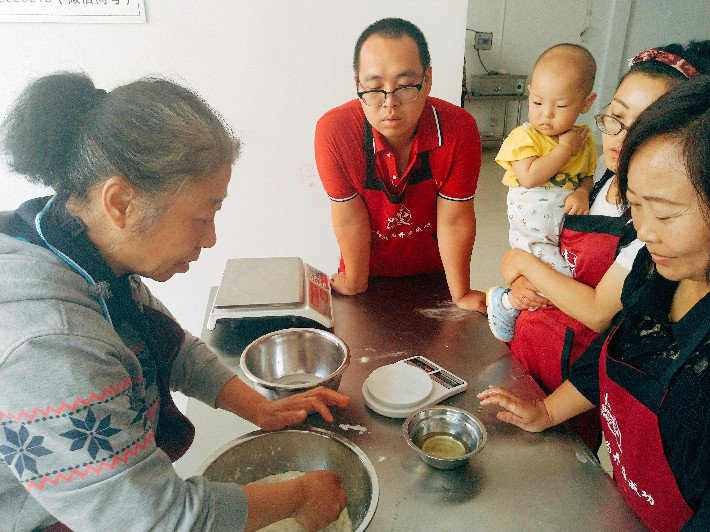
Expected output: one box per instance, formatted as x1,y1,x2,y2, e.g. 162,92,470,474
0,0,145,24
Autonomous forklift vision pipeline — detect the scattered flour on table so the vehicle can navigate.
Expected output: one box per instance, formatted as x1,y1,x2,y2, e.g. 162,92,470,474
358,350,410,363
249,471,353,532
416,301,470,321
338,424,368,434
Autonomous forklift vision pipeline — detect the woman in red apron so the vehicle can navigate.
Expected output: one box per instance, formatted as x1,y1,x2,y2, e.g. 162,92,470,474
597,272,698,531
498,42,709,450
479,75,710,531
510,210,633,450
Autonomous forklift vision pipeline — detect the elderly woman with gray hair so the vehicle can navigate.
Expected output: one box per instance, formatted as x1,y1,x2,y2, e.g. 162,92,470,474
0,72,349,532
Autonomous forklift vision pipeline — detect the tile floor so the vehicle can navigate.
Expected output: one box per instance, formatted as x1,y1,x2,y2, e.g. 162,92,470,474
472,149,613,475
468,148,509,293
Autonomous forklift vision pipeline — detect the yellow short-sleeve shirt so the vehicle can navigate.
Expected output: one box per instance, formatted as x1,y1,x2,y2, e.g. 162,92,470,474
496,123,597,189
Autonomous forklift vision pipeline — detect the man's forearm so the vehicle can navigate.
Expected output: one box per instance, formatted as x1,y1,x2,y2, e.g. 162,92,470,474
331,198,371,292
439,233,474,301
437,198,476,302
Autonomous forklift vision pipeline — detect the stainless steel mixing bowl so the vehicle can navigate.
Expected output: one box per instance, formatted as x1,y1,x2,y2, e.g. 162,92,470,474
403,405,487,470
197,427,378,532
240,328,350,400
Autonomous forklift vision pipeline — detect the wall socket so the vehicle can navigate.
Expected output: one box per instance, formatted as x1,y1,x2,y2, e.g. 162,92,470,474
474,31,493,50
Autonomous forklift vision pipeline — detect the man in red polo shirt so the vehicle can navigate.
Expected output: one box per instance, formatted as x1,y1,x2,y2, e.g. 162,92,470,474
315,17,484,311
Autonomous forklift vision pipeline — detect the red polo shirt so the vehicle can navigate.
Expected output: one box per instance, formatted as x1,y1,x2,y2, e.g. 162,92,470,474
315,96,481,276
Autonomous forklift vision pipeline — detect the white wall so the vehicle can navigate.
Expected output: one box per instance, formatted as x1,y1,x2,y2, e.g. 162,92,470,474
623,0,710,77
0,1,468,335
464,0,710,140
3,0,709,335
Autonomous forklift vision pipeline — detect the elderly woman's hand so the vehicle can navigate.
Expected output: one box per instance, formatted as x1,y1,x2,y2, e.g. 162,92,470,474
254,387,351,431
292,471,348,532
242,469,347,532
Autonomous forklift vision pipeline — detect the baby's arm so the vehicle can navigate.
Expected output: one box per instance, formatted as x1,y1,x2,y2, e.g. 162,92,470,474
511,126,590,189
564,176,592,215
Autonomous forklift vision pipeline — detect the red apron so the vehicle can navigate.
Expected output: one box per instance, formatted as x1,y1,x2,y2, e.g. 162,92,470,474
599,318,695,531
339,121,442,277
511,214,631,450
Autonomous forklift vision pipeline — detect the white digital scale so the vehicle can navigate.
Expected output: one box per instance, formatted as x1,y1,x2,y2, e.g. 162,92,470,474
206,257,333,331
362,356,467,418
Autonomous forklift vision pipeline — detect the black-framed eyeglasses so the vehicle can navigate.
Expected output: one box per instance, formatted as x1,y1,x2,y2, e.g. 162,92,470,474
594,104,630,136
356,74,426,106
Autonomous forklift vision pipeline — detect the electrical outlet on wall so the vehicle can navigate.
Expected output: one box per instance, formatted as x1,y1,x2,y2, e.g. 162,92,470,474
474,32,493,50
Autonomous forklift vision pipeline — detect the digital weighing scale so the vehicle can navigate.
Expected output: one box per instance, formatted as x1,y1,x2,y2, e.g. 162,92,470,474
206,257,333,331
362,356,467,418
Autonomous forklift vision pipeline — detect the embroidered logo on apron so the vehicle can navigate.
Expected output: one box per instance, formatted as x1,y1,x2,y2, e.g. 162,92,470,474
602,393,655,506
387,205,412,230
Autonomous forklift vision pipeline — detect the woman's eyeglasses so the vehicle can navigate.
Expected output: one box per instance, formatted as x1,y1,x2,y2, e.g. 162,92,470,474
594,104,630,136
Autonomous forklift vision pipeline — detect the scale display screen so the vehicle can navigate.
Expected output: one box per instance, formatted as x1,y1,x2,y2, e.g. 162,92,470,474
431,371,464,389
405,357,464,389
405,357,435,373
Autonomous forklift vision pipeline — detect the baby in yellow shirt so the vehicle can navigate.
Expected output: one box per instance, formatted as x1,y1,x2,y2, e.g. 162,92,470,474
487,43,597,342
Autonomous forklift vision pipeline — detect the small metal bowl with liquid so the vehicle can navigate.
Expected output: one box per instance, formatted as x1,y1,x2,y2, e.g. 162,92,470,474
403,405,487,470
240,328,350,400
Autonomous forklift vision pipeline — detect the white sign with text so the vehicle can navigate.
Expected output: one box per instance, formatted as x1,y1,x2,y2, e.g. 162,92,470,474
0,0,145,23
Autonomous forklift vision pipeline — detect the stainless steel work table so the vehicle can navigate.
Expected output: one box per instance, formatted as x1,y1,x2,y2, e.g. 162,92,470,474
175,274,645,531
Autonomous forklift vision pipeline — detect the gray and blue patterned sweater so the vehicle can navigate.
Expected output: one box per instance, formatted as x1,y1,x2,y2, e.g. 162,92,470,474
0,197,248,531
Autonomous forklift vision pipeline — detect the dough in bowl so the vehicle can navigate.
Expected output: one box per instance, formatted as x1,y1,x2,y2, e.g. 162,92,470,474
249,471,353,532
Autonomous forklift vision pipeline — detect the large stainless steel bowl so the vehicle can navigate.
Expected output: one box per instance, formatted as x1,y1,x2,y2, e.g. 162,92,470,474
240,328,350,400
403,406,487,470
197,427,378,532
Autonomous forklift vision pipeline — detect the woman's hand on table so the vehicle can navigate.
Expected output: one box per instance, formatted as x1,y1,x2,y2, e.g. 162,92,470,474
477,385,554,432
218,378,350,430
254,387,351,431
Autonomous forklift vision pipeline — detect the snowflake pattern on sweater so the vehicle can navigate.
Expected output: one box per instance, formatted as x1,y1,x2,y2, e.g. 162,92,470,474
0,278,162,490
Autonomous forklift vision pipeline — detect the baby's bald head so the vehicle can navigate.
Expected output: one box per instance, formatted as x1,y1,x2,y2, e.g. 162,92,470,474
533,43,597,95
